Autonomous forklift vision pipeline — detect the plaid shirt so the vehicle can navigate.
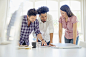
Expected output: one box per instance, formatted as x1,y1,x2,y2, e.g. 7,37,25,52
20,15,41,45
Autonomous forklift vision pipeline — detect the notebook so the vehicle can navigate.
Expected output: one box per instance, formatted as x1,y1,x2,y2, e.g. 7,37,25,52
17,46,32,49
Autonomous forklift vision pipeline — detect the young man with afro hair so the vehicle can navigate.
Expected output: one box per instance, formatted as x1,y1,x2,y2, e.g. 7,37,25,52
37,6,54,46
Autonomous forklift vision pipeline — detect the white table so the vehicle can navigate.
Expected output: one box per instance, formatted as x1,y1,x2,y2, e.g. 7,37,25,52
0,44,86,57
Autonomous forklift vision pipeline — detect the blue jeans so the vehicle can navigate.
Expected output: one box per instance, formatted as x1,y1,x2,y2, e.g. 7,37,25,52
64,36,79,45
38,40,50,45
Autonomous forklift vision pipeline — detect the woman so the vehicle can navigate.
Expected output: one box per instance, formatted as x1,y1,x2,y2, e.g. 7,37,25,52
58,5,79,45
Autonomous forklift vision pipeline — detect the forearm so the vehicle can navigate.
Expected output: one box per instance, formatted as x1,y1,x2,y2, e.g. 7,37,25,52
37,34,47,46
73,32,77,44
37,38,38,42
37,34,43,41
50,33,53,43
59,30,62,42
59,23,62,43
73,23,77,44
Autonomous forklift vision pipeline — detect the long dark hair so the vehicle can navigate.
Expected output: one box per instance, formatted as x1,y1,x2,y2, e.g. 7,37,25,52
60,5,74,17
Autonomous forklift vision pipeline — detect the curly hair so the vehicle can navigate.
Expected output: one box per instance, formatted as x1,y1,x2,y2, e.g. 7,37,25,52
37,6,49,14
27,8,37,17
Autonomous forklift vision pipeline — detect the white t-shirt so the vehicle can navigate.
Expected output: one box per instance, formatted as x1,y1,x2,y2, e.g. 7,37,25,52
38,14,54,42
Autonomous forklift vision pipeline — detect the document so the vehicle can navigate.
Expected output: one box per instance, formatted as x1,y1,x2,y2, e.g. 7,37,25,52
51,43,82,49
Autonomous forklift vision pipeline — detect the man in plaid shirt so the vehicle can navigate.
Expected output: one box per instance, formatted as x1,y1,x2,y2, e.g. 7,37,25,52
19,9,47,47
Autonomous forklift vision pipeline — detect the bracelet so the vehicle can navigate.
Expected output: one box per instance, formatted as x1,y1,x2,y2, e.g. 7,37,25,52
41,39,44,41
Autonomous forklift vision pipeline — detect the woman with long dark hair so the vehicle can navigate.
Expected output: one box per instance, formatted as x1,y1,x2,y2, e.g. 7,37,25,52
58,5,79,45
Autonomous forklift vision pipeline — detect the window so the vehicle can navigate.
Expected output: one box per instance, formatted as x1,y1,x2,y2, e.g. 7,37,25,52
8,0,84,44
35,1,46,9
23,1,33,15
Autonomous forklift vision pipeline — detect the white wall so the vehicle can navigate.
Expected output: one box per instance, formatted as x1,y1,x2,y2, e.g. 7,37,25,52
0,0,8,42
83,0,86,41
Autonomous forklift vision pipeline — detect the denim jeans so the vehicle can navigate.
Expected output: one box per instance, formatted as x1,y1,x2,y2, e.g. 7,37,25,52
64,36,79,45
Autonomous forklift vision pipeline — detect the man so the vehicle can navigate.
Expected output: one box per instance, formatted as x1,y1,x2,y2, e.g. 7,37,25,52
19,8,47,47
37,6,54,46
